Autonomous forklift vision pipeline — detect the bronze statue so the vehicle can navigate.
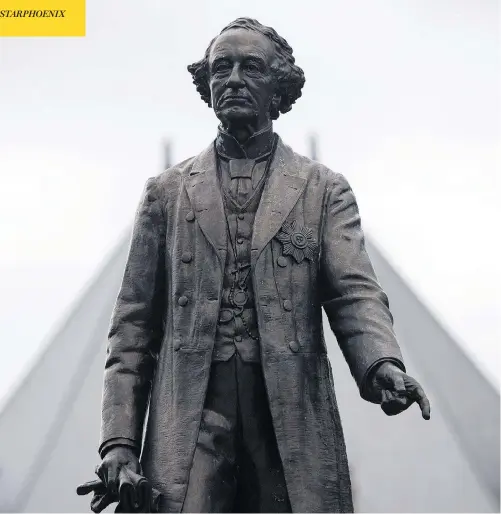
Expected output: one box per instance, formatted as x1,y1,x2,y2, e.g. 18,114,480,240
78,17,430,513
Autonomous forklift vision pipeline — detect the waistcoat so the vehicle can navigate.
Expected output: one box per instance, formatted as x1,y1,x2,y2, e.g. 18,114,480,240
212,154,273,362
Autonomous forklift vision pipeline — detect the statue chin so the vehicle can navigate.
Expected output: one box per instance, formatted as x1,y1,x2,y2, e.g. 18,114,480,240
216,106,259,128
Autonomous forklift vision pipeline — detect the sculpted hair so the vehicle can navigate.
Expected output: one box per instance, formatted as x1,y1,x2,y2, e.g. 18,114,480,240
187,17,305,120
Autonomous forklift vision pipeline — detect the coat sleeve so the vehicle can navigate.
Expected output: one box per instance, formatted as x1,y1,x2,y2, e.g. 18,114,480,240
99,177,166,453
320,172,405,401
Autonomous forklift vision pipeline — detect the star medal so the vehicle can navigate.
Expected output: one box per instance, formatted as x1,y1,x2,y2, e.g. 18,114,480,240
276,220,318,263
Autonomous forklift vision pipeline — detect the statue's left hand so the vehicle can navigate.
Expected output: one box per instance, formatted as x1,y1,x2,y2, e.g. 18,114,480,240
370,362,431,419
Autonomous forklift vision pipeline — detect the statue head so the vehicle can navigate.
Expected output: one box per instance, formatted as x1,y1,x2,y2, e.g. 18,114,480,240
188,18,305,135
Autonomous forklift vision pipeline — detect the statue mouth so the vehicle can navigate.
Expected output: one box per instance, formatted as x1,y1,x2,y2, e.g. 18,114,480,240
221,95,251,104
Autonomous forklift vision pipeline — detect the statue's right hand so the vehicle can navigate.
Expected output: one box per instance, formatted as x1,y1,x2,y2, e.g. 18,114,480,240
97,446,142,497
77,446,142,513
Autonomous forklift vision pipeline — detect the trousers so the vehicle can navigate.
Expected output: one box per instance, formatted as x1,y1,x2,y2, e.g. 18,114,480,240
182,354,291,513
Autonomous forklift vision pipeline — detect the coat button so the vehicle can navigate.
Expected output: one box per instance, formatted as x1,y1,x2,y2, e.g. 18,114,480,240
238,213,244,220
283,300,293,311
277,256,288,267
237,238,244,244
185,211,195,222
234,335,242,342
289,340,300,353
178,296,189,306
173,340,181,351
181,251,193,263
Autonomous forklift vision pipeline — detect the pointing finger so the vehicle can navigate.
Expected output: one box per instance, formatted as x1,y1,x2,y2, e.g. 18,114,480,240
414,386,431,420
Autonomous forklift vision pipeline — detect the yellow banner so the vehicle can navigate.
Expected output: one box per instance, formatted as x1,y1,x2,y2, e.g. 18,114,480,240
0,0,85,36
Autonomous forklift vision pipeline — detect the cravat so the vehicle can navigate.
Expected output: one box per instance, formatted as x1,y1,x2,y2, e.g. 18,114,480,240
228,159,256,206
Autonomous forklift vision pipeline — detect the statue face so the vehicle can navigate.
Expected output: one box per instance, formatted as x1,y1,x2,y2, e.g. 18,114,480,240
208,28,277,130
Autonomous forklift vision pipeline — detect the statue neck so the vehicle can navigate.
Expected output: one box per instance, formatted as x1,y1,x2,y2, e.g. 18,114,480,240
216,123,274,160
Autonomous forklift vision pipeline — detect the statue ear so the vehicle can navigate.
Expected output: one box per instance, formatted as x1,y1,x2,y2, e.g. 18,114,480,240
206,89,213,108
270,93,281,116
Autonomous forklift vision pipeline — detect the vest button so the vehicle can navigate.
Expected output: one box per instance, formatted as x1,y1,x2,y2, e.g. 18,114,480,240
238,213,245,220
181,251,193,263
185,211,195,222
173,340,181,351
237,238,244,245
289,340,300,353
277,256,288,267
235,335,242,342
219,309,233,323
178,296,189,307
283,300,293,311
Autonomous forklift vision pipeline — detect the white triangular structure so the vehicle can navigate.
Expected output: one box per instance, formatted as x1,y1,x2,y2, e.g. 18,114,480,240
0,141,498,513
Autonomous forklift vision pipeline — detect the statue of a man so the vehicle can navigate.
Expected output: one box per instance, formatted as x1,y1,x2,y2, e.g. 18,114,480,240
88,17,430,513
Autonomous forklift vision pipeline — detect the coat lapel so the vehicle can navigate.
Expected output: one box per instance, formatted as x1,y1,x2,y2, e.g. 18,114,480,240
186,143,227,268
251,138,308,268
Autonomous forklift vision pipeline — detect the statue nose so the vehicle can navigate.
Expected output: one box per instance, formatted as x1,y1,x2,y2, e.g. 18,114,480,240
226,66,245,88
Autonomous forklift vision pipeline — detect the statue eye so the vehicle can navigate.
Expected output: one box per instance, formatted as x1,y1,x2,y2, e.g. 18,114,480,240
213,62,231,74
244,62,260,72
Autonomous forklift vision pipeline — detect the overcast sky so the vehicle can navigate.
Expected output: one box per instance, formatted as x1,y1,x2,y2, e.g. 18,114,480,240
0,0,498,403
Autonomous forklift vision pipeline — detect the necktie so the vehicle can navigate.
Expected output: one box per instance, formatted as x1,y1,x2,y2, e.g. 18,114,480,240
228,159,256,206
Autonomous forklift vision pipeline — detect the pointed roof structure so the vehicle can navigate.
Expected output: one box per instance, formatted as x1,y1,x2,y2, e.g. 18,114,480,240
0,138,498,513
163,139,172,171
308,132,319,161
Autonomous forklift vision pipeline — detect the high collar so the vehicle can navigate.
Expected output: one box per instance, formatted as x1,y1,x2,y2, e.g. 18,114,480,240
215,123,275,160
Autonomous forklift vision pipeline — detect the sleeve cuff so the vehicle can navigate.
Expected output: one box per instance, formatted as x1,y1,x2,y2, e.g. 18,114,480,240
99,437,140,459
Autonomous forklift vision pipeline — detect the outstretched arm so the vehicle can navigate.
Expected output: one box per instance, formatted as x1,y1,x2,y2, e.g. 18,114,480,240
320,172,403,396
320,172,429,418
